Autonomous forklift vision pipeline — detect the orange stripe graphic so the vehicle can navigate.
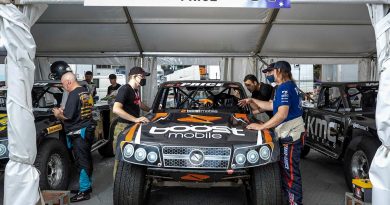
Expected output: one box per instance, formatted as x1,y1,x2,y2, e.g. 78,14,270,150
181,174,210,181
151,113,168,122
233,113,249,123
177,115,221,124
125,123,140,141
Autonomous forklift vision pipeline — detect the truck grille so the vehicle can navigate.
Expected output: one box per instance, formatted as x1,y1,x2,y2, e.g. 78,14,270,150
162,146,231,169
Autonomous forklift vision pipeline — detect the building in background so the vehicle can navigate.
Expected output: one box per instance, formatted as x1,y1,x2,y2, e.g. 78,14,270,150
322,64,358,82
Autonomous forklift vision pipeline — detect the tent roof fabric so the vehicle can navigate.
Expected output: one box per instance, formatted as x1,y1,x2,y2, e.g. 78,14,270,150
30,3,375,57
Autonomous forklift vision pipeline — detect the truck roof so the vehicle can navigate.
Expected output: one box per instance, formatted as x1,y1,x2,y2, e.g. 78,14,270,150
318,81,379,87
33,80,87,88
160,80,242,88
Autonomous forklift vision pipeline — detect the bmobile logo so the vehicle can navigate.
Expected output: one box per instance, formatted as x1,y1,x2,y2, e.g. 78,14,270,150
150,125,245,139
177,115,221,124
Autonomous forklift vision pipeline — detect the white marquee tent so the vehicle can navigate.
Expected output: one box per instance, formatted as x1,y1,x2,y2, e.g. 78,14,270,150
0,1,389,205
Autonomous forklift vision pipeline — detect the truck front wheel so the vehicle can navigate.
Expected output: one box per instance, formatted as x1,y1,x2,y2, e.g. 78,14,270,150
113,161,146,205
344,137,379,190
250,162,283,205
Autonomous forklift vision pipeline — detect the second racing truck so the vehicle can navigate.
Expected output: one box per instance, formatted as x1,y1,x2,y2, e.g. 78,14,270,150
302,81,380,190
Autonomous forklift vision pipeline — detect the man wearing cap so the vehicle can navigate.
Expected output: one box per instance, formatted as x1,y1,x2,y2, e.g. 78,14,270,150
243,74,273,118
112,66,151,178
107,74,121,96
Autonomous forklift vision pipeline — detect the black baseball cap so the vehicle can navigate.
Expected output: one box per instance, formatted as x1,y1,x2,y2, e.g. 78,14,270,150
262,63,275,73
109,74,117,79
129,66,150,76
274,61,291,72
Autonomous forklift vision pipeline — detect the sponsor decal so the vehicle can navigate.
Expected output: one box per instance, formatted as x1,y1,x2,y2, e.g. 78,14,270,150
46,124,63,134
0,114,7,132
307,116,338,148
179,82,224,87
363,82,379,87
0,144,6,156
150,125,244,139
284,145,289,170
33,82,49,86
186,110,218,113
352,123,369,131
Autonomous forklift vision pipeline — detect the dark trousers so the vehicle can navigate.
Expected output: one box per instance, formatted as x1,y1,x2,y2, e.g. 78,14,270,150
67,126,94,192
279,136,303,205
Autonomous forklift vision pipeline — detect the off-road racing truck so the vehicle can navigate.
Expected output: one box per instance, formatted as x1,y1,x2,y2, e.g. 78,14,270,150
113,81,282,205
0,81,114,190
301,81,380,190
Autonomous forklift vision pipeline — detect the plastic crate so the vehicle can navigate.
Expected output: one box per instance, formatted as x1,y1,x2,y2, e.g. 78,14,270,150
345,192,372,205
41,190,70,205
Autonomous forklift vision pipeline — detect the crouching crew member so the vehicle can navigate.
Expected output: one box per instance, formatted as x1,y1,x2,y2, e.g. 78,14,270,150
239,61,305,205
243,74,273,119
53,72,95,203
112,67,151,178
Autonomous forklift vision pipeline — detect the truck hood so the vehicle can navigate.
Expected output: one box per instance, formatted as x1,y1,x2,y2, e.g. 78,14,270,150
123,112,275,147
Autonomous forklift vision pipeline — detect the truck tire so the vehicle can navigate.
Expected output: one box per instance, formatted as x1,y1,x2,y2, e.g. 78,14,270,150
300,145,311,158
250,162,283,205
113,161,146,205
35,139,70,190
344,137,379,190
98,119,116,157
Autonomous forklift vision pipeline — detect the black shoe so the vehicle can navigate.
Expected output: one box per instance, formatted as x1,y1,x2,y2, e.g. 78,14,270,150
70,188,92,194
70,192,91,203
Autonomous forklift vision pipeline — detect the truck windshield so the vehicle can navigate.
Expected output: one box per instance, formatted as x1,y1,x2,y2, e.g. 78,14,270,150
346,86,378,112
155,84,249,114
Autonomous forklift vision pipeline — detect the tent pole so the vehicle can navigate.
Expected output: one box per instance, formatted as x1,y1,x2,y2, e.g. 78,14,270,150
253,9,279,55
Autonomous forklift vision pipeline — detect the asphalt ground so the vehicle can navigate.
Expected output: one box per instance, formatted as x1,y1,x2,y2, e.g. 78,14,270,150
0,149,348,205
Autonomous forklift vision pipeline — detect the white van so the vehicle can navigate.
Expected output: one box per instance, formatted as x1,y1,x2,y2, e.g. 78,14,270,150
93,74,127,101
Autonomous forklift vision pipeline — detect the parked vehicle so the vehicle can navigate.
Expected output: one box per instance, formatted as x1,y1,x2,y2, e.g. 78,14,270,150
0,81,114,190
302,81,380,190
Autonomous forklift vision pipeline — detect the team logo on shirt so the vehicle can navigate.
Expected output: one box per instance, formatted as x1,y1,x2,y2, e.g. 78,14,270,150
281,90,289,103
281,90,289,98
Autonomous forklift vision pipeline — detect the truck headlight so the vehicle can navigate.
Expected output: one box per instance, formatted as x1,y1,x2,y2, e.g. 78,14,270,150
147,151,158,163
259,146,270,160
135,148,147,161
247,150,259,164
123,144,134,158
235,153,246,165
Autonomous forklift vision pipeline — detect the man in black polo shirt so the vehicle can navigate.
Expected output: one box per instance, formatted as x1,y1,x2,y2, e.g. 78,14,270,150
243,74,273,118
52,72,94,202
112,67,151,177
